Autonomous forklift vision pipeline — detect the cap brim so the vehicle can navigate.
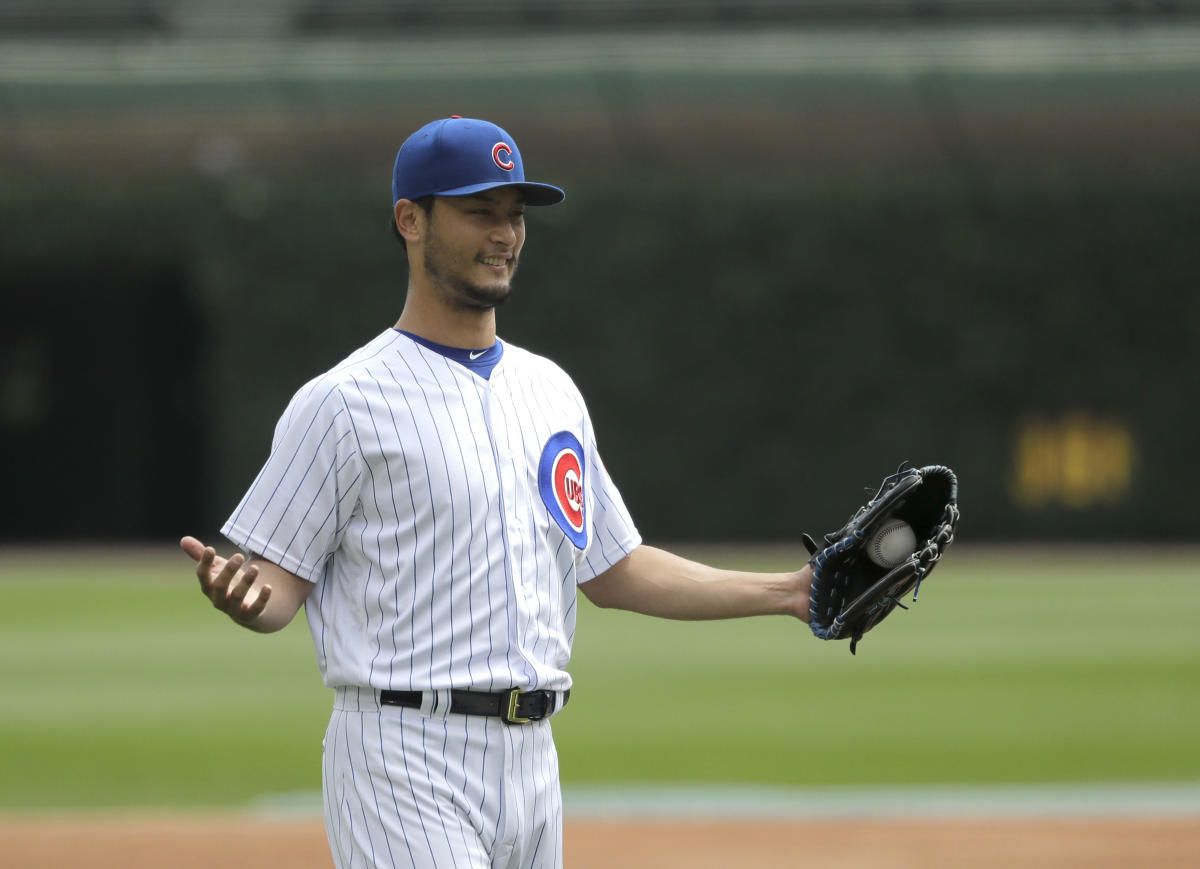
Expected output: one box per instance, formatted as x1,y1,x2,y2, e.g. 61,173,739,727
434,180,565,206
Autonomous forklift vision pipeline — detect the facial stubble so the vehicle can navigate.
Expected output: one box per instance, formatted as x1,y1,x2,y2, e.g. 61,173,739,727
423,229,517,312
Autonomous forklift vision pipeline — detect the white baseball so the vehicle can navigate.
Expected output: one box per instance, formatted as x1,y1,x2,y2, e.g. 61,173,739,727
866,519,917,568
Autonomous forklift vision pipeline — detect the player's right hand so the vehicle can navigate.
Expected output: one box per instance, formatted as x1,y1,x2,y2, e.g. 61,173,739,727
180,536,273,626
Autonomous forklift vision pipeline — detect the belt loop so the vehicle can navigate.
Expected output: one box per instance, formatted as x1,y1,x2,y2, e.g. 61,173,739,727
422,689,452,719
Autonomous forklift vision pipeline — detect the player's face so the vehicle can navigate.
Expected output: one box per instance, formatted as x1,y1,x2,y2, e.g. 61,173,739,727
422,189,526,311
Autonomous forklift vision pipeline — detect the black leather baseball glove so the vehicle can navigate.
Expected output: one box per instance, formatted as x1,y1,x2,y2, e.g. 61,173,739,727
804,464,959,654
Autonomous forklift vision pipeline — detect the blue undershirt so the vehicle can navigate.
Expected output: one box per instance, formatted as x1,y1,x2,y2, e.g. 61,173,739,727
395,329,504,380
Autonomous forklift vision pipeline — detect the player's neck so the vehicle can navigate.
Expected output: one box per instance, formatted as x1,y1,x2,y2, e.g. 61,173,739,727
394,297,497,350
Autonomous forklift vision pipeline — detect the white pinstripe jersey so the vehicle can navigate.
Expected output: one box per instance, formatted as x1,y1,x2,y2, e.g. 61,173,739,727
222,329,640,694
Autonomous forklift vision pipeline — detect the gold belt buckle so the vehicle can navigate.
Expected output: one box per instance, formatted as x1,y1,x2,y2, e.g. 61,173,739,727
504,689,531,725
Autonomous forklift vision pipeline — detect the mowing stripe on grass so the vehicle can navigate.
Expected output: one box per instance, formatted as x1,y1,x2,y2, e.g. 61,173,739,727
249,782,1200,820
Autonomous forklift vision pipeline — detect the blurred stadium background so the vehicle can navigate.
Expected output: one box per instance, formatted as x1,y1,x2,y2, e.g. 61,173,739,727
2,1,1199,864
4,0,1199,545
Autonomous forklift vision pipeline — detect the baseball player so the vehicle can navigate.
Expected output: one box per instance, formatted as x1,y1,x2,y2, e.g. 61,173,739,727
181,116,812,869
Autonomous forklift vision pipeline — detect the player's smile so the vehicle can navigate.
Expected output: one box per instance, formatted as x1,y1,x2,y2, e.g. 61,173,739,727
422,190,525,310
479,254,511,271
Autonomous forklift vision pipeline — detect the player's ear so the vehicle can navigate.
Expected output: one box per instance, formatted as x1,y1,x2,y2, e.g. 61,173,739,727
393,199,425,246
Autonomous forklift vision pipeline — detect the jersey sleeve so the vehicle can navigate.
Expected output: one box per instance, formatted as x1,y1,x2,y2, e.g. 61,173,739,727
222,379,363,583
577,413,641,583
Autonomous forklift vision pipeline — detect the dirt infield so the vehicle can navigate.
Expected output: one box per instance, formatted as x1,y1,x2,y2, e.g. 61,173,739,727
3,815,1198,868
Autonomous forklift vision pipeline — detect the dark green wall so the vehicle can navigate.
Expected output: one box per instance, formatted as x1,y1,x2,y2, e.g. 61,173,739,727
3,57,1198,542
3,172,1196,542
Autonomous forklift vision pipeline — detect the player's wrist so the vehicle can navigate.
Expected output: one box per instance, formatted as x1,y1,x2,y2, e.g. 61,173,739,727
777,568,812,622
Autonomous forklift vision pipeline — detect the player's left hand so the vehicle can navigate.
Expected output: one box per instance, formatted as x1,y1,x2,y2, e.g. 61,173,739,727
804,464,959,654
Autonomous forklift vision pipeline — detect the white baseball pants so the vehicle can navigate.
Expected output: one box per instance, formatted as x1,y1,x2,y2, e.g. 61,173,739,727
322,686,564,869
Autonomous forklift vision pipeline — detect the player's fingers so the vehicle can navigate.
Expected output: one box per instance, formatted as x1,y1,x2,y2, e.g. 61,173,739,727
180,536,206,562
195,546,217,587
229,579,270,625
225,563,258,606
208,553,243,606
244,583,272,618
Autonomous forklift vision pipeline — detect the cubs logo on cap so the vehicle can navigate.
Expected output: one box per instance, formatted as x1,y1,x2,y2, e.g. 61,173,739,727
538,431,586,549
492,142,515,170
392,117,565,206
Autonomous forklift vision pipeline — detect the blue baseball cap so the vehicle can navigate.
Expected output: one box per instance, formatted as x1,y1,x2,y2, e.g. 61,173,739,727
392,117,565,206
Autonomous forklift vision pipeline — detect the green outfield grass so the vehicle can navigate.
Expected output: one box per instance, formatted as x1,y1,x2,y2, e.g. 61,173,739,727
1,545,1198,810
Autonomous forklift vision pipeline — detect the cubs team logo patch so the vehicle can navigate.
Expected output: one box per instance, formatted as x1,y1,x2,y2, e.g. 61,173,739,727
538,431,587,549
492,142,515,171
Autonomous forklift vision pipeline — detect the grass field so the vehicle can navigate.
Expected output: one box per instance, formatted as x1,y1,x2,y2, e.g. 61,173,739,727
1,544,1198,811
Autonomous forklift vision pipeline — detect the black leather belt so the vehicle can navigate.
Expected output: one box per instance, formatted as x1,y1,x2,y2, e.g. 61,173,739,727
379,688,569,725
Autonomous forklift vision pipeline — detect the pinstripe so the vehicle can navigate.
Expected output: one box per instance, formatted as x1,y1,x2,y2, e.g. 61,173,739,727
585,456,612,566
322,711,339,864
364,713,403,869
477,370,536,688
528,724,549,869
437,715,484,862
538,724,554,867
332,427,363,537
513,370,559,668
349,374,395,692
412,717,459,869
357,361,447,869
380,356,442,689
589,455,621,567
264,415,343,553
494,377,549,672
291,477,341,567
337,793,349,869
515,365,567,681
480,710,500,854
583,547,601,578
380,711,424,869
559,531,579,632
429,717,476,867
364,362,422,689
396,351,461,687
521,365,620,635
344,795,356,869
509,372,548,668
334,402,377,685
520,718,533,863
513,364,551,675
497,723,515,859
225,379,320,532
485,369,522,685
314,558,330,675
348,709,383,869
233,384,343,539
223,331,641,869
408,710,453,869
334,474,364,531
430,356,488,685
464,375,501,689
527,728,547,868
550,728,564,868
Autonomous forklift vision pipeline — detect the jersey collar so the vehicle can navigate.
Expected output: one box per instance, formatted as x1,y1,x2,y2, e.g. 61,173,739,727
395,329,504,380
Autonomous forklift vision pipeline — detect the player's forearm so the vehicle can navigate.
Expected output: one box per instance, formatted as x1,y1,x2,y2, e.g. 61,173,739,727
583,545,810,622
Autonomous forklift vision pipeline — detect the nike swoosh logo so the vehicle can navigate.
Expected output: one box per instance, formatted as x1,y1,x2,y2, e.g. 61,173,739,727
469,350,487,360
